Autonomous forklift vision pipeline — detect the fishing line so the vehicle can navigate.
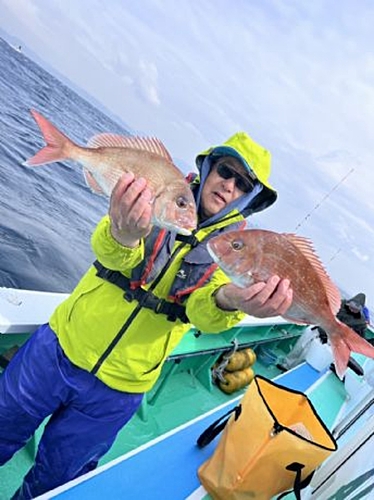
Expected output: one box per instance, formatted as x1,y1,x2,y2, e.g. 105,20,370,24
327,247,341,264
294,168,355,233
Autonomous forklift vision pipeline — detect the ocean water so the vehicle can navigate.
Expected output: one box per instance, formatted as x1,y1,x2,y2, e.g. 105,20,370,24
0,38,131,293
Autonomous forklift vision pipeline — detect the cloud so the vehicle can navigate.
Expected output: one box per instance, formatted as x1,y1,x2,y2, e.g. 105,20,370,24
1,0,41,25
352,247,370,263
137,59,160,106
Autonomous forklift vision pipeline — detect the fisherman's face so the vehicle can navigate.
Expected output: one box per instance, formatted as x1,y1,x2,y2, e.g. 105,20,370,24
199,156,254,220
348,303,361,314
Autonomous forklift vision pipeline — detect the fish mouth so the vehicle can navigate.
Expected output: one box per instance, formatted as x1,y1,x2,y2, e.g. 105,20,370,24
163,223,193,235
177,227,192,236
152,217,193,235
173,218,196,235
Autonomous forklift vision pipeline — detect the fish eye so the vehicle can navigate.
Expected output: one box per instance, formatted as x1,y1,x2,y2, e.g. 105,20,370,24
176,196,188,209
231,240,244,251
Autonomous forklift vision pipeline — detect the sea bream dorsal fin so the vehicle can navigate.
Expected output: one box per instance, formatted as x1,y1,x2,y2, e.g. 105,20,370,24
87,134,173,161
283,233,342,315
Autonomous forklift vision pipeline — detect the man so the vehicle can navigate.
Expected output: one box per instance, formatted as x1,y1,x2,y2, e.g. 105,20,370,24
336,293,369,338
0,131,292,499
278,292,370,371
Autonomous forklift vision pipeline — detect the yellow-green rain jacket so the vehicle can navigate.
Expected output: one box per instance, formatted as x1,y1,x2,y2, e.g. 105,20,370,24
50,132,277,393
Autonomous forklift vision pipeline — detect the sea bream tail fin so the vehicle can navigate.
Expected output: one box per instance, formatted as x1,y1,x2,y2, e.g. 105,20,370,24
23,109,75,166
329,320,374,379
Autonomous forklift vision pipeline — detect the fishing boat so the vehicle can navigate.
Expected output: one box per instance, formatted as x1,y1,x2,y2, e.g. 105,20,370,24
0,286,373,499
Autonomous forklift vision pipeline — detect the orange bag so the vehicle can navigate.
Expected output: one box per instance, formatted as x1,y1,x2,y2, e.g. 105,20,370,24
197,376,337,500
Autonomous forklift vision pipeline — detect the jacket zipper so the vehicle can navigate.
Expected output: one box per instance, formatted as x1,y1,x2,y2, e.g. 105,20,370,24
91,244,185,375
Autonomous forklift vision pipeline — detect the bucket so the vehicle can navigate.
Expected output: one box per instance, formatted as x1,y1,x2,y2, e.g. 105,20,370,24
305,338,333,372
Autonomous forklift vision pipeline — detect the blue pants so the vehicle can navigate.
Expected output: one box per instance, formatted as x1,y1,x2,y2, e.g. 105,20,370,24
0,324,143,499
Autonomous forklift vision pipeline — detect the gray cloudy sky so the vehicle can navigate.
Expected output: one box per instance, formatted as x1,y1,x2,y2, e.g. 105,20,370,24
1,0,374,307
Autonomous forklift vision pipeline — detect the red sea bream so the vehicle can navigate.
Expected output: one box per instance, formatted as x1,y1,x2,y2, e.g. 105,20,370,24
24,110,197,235
208,228,374,378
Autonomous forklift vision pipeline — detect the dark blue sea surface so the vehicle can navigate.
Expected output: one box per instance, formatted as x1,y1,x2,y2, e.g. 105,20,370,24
0,38,131,293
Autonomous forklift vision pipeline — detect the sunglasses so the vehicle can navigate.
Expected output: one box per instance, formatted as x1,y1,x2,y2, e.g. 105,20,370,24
215,163,256,193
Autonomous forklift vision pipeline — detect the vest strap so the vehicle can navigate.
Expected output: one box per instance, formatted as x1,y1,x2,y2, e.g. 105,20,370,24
175,233,200,247
94,261,189,323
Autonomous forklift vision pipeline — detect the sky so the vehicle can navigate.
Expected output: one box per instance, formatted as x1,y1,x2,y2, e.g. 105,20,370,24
1,0,374,310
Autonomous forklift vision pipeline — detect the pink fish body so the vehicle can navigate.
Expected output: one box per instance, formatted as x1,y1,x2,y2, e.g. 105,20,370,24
24,109,197,235
208,229,374,378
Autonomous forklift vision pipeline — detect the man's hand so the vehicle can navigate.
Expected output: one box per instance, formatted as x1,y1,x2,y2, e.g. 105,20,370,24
215,275,293,318
109,172,153,247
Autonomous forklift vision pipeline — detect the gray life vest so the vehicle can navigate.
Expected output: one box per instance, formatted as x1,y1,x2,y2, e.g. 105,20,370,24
94,216,245,325
129,217,245,303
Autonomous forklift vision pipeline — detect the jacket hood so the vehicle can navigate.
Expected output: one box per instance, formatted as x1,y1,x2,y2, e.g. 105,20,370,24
346,293,366,309
195,131,277,217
